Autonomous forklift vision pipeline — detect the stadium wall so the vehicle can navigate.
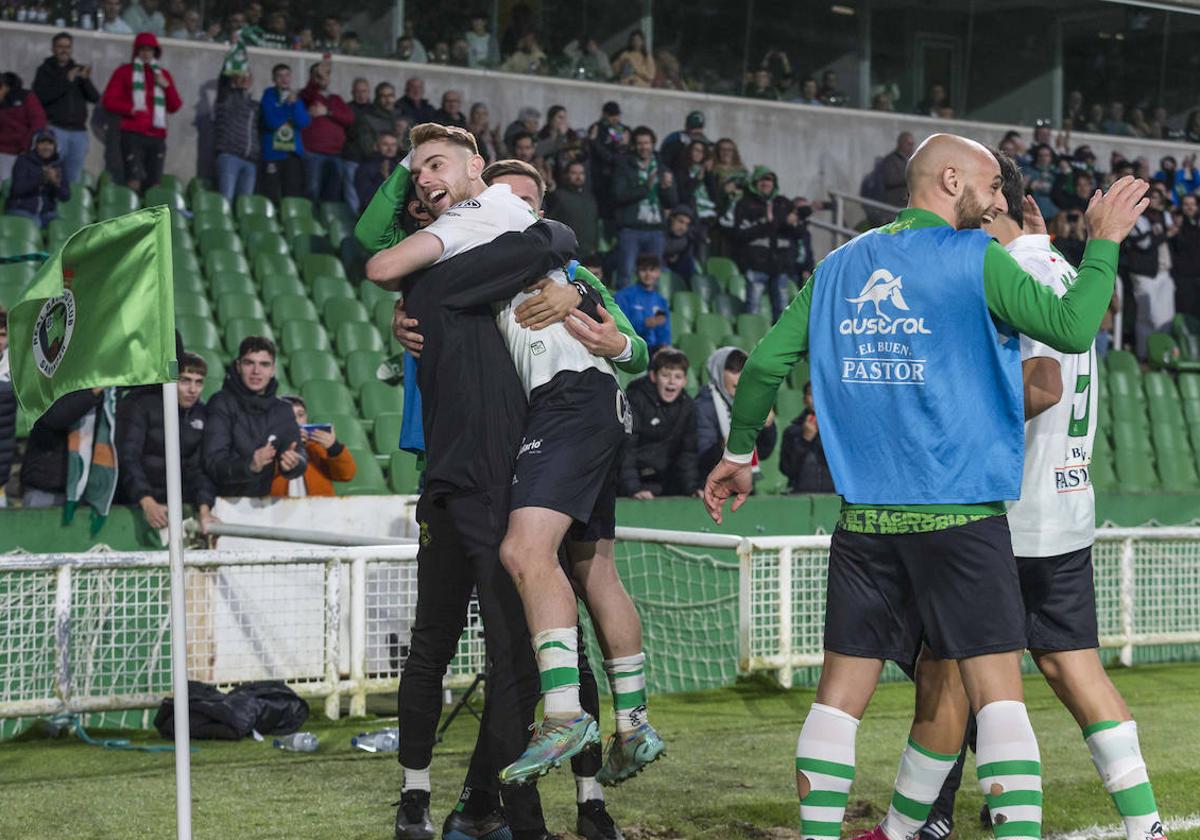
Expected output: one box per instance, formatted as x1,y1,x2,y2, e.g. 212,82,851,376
0,22,1194,202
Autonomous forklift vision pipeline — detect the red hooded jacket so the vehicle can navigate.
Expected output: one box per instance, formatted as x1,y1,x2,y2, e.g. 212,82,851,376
0,78,47,155
100,33,182,139
299,80,355,156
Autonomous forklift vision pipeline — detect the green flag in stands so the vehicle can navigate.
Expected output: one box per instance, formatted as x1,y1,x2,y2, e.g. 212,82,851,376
8,206,176,419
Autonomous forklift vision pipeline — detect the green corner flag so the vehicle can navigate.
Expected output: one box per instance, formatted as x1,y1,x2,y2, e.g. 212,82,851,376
9,206,177,420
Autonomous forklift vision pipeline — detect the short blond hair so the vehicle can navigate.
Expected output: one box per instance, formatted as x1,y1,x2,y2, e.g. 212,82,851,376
481,158,545,196
409,122,479,155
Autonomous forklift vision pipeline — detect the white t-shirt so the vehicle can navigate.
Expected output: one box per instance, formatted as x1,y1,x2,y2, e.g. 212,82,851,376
425,183,615,395
1004,234,1097,557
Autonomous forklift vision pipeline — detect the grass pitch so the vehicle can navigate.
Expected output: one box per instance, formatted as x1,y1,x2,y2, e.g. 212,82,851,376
2,663,1198,840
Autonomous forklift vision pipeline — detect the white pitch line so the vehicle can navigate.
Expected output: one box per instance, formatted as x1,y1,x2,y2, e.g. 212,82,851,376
1047,814,1200,840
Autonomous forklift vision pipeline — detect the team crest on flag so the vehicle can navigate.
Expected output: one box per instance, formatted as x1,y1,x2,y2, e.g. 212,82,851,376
32,290,76,378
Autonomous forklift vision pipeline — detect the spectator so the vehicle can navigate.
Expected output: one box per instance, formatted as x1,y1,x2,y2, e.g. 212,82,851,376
299,60,354,203
1125,186,1178,359
1049,207,1087,267
1173,193,1200,320
213,70,258,202
0,307,11,508
1083,103,1105,133
619,348,698,499
712,137,748,203
544,159,598,257
353,82,394,163
671,139,718,230
587,100,629,213
434,90,466,129
659,110,708,172
467,101,502,164
122,0,164,36
0,73,47,182
1186,110,1200,144
1129,107,1153,139
100,33,181,194
779,381,833,493
464,14,500,68
1063,89,1085,127
792,77,822,106
611,30,655,87
340,77,372,212
348,77,371,116
916,82,947,116
745,69,778,101
819,70,848,106
880,131,915,211
168,8,212,41
508,131,553,193
871,92,894,111
662,205,697,284
397,77,435,124
611,125,677,286
653,47,687,91
732,166,802,320
260,11,291,49
449,38,471,68
1157,154,1200,206
117,352,216,531
4,129,68,228
615,254,672,356
760,47,793,97
503,105,541,151
1023,143,1058,221
500,31,548,75
203,336,306,498
101,0,134,34
354,131,399,206
1102,101,1134,136
21,388,104,507
534,104,577,168
562,37,611,81
273,396,356,496
401,18,429,63
392,36,424,63
217,11,246,44
695,347,776,477
259,63,310,203
1052,168,1094,215
313,16,342,54
33,32,99,186
392,116,413,155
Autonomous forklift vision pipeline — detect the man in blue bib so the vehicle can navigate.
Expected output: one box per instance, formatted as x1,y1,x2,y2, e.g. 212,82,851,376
704,134,1149,840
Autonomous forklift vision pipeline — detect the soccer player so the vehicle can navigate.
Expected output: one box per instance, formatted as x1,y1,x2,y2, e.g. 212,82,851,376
366,128,666,787
871,154,1168,840
703,133,1149,840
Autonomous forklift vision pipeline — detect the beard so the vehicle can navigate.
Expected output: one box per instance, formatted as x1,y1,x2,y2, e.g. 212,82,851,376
954,185,988,229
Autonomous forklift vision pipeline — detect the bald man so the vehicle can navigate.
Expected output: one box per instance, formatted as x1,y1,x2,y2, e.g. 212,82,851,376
703,134,1149,840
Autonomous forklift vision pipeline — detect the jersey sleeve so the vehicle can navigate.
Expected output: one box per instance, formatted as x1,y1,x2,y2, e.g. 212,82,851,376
575,265,649,374
353,160,412,253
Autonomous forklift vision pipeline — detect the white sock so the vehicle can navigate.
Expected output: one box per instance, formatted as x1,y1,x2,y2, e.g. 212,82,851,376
976,701,1042,840
1084,720,1164,840
576,775,604,803
402,764,431,793
534,628,581,716
880,738,960,840
795,703,860,840
604,652,648,734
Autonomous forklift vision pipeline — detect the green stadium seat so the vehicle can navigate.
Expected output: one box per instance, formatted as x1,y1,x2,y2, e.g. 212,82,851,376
216,293,266,325
324,297,369,333
709,293,738,320
345,349,387,391
372,411,404,454
340,237,368,281
360,379,404,417
204,249,250,277
1146,333,1180,371
1106,349,1140,377
284,216,326,240
173,247,202,276
209,272,257,298
656,269,677,300
158,174,183,195
388,451,421,494
171,222,195,250
279,319,331,354
694,312,728,344
318,201,355,229
335,447,387,495
373,298,396,335
337,322,384,355
310,275,355,309
280,196,314,221
97,184,140,215
269,294,319,329
717,332,751,353
235,194,276,221
174,294,213,319
726,272,747,302
300,379,356,419
1173,314,1200,362
244,230,290,256
176,315,222,352
676,333,716,372
775,387,808,425
1113,447,1159,493
191,190,231,217
301,253,346,282
193,211,236,235
254,252,298,281
145,186,186,211
0,261,38,307
691,274,721,305
705,256,741,289
361,281,396,309
1178,373,1200,402
193,346,226,400
291,233,334,261
223,317,274,356
260,273,307,301
240,214,282,236
174,270,207,298
671,291,700,331
45,218,82,250
325,218,350,248
289,349,342,387
736,313,770,344
319,413,369,450
0,214,42,247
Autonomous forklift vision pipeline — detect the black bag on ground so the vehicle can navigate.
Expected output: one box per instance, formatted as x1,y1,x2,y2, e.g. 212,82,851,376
154,680,309,740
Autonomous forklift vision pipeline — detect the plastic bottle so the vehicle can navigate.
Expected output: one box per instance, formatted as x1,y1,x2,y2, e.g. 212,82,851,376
273,732,318,752
351,728,399,753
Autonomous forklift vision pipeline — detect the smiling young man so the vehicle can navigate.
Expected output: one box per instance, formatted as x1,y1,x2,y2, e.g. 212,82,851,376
704,133,1149,840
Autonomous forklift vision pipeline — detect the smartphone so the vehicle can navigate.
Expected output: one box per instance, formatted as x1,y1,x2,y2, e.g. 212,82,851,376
300,423,332,434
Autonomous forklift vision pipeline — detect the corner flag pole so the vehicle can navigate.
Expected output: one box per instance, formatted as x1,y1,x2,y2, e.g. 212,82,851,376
161,380,194,840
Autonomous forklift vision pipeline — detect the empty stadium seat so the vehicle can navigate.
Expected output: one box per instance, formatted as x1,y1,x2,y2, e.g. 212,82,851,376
0,214,42,248
359,380,404,417
1106,349,1140,377
193,211,236,235
145,186,186,211
693,312,728,344
240,214,282,236
324,297,369,333
97,184,140,216
204,249,250,277
691,274,721,305
363,282,397,310
345,350,387,391
284,216,326,240
244,230,290,256
320,413,370,450
373,298,396,335
318,201,355,229
705,256,742,289
270,294,320,328
302,253,346,282
174,294,213,319
175,315,222,352
216,293,265,325
0,261,38,308
372,412,404,454
236,194,275,221
388,451,421,494
279,319,331,354
197,228,243,256
337,322,384,355
209,272,257,298
291,233,335,261
280,196,314,221
335,447,386,495
301,379,356,419
671,291,700,331
223,317,274,355
736,313,770,344
260,273,307,301
191,190,231,217
289,349,342,387
174,270,207,297
310,275,355,309
677,333,716,372
710,293,739,320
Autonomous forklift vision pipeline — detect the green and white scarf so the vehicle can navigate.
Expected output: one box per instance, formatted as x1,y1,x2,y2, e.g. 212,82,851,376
636,157,662,225
131,57,167,129
222,26,264,76
64,388,118,534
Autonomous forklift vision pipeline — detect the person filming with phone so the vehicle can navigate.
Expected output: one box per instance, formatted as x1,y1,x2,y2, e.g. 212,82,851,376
273,395,356,496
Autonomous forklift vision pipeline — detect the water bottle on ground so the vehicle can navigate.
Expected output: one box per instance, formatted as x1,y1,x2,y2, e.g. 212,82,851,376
273,732,318,752
351,728,399,753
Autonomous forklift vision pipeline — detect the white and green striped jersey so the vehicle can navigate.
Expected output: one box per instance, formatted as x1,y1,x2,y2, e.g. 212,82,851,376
1004,234,1098,557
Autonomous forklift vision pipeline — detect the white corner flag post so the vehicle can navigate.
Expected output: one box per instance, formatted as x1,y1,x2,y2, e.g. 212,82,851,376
161,380,194,840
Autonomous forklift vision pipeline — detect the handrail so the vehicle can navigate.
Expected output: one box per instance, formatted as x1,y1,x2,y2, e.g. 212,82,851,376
828,189,904,215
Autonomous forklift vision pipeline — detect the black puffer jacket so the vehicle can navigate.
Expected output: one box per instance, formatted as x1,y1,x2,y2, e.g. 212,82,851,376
203,366,305,498
618,375,699,497
0,359,15,492
117,385,216,507
780,409,834,493
21,388,103,494
32,55,99,130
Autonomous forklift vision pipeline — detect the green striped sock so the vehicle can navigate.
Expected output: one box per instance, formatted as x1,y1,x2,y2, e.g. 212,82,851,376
1084,720,1164,840
604,652,648,733
976,701,1042,840
534,628,580,716
881,738,960,840
796,703,860,840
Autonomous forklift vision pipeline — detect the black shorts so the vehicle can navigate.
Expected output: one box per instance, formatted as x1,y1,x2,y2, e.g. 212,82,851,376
510,369,630,542
1017,546,1099,652
824,515,1027,662
119,131,165,187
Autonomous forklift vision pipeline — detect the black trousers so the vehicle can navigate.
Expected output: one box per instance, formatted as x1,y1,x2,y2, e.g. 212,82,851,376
119,131,164,189
258,154,305,203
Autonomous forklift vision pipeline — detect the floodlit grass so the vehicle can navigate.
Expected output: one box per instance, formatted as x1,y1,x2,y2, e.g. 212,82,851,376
2,664,1198,839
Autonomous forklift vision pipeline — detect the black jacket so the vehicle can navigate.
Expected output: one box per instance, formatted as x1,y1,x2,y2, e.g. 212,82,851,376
618,375,698,496
0,364,15,492
22,388,102,493
401,221,574,499
611,154,677,231
354,153,397,208
398,95,436,125
203,366,306,497
694,386,777,477
117,385,216,507
213,76,259,161
32,56,98,131
1171,216,1200,278
5,147,68,217
544,185,599,258
780,410,834,493
732,191,803,276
